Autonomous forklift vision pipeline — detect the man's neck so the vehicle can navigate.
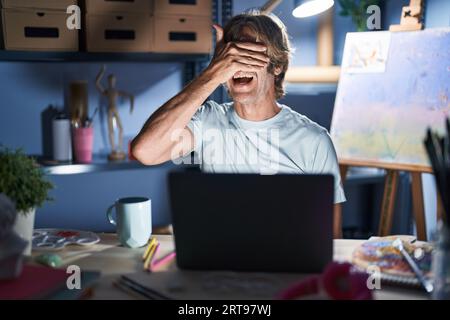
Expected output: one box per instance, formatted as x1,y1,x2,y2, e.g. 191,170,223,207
234,99,281,121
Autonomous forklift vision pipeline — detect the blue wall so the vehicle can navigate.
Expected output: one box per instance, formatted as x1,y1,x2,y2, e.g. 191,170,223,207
0,62,183,231
0,0,448,233
0,62,182,155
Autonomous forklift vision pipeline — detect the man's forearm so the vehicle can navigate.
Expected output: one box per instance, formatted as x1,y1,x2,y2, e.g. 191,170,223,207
131,66,221,164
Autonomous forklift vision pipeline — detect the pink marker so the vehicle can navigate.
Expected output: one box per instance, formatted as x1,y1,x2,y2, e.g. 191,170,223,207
150,249,176,272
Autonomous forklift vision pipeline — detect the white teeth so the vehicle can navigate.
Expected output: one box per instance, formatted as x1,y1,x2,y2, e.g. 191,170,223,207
233,74,254,79
233,71,255,79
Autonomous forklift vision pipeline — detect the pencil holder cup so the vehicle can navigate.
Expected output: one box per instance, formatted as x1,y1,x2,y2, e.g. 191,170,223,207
73,127,94,163
431,222,450,300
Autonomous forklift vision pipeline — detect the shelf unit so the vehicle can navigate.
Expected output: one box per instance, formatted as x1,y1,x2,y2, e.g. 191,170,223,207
0,0,233,175
1,49,210,175
36,155,176,175
0,50,210,63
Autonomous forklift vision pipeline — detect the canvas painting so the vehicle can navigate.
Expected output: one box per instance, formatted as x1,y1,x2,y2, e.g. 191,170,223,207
331,28,450,169
342,32,391,74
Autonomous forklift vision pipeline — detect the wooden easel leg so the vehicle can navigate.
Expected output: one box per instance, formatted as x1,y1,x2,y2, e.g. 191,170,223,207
339,164,349,182
334,204,343,239
411,172,427,241
334,165,349,239
378,170,399,236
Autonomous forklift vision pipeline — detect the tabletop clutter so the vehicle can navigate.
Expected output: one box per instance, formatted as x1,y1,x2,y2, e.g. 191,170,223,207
112,236,177,299
110,235,439,300
141,237,176,273
0,185,447,300
0,226,445,300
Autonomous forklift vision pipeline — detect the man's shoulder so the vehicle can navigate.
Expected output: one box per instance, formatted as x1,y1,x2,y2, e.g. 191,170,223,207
198,100,233,117
280,104,328,138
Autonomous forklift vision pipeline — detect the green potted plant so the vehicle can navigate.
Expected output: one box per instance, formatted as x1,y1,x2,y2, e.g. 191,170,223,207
0,146,53,255
338,0,382,32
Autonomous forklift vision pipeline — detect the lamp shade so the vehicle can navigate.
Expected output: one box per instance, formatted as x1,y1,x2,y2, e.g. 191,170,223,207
292,0,334,18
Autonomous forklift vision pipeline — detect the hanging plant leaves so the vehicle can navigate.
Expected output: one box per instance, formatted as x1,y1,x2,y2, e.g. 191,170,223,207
338,0,382,31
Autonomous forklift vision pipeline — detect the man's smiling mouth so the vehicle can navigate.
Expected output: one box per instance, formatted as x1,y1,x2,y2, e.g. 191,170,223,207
232,73,254,85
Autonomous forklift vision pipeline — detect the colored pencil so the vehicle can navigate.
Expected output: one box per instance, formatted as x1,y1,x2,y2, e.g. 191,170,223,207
120,275,171,300
143,240,158,270
145,242,160,271
116,278,163,300
113,281,147,300
151,250,176,272
142,237,156,260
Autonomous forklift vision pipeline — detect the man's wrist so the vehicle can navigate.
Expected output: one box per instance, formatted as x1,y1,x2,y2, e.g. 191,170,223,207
175,65,222,109
197,64,224,89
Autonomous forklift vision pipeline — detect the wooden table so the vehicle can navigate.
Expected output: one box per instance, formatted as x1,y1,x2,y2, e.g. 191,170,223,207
35,234,427,300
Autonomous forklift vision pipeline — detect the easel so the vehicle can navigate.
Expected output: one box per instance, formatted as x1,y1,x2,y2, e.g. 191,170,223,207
389,0,425,32
338,160,434,241
335,0,437,241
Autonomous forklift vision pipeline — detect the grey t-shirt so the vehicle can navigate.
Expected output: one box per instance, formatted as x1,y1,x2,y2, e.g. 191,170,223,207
187,100,346,203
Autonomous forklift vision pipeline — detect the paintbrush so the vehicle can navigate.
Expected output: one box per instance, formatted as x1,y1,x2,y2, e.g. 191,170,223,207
441,120,450,226
425,130,443,185
438,135,450,223
425,130,449,222
425,126,450,227
444,119,450,168
393,238,434,293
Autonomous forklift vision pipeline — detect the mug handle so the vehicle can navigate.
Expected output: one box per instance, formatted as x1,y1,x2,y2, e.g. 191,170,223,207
106,204,117,226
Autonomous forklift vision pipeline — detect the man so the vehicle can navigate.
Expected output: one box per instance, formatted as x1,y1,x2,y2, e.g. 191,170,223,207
132,11,346,237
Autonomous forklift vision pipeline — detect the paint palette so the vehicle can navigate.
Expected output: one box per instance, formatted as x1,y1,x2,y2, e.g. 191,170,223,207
32,229,100,251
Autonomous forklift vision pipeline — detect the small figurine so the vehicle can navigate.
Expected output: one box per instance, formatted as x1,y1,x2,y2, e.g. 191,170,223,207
96,65,135,161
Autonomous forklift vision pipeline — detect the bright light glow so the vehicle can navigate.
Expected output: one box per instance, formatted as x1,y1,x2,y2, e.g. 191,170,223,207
293,0,334,18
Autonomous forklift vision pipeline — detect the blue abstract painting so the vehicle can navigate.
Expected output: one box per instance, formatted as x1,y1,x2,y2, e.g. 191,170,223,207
331,28,450,170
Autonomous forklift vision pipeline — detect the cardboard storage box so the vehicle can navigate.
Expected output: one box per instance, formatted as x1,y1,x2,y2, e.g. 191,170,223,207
85,0,152,14
2,9,78,51
153,15,212,53
1,0,77,10
153,0,211,17
86,14,152,52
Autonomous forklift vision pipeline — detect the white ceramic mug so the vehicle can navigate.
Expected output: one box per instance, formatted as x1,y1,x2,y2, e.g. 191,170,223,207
106,197,152,248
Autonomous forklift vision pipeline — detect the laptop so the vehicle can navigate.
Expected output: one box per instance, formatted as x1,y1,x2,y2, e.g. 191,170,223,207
168,171,334,273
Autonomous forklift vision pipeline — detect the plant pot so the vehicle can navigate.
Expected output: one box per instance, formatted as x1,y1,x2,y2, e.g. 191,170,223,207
13,208,36,256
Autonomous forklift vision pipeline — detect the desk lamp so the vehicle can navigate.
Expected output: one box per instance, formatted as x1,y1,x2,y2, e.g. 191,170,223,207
261,0,335,18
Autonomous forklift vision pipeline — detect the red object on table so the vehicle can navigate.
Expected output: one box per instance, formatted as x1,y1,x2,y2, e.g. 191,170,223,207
277,262,373,300
0,265,68,299
56,231,80,238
